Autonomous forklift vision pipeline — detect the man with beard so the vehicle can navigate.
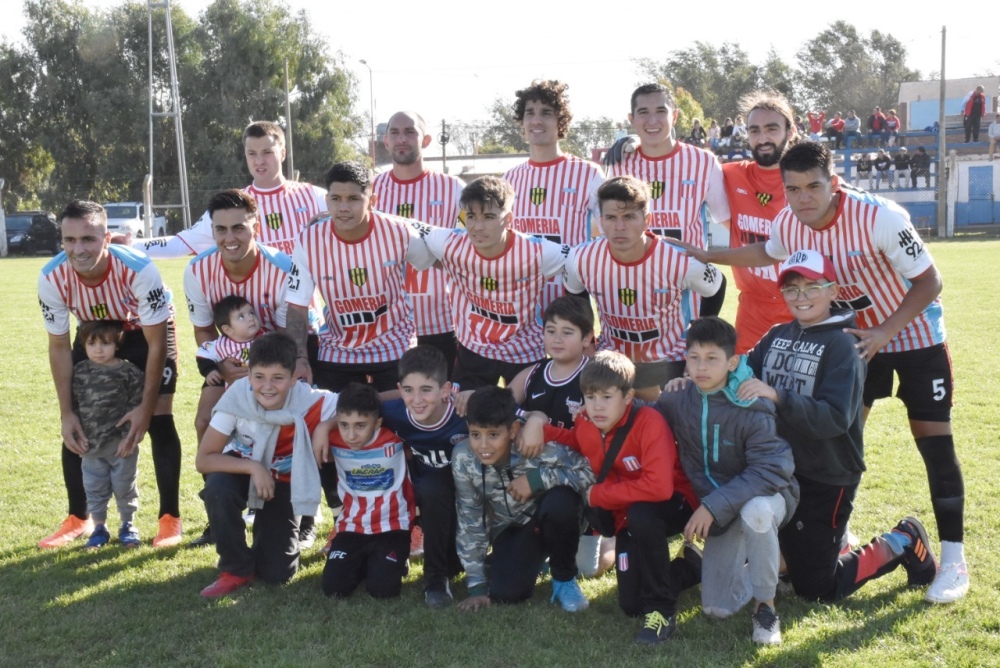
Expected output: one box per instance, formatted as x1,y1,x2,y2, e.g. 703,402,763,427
371,111,465,376
718,91,800,353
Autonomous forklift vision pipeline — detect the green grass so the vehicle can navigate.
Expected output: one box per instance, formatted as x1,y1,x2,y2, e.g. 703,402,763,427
1,240,999,667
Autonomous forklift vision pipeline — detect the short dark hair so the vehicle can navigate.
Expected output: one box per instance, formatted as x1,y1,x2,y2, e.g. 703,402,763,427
460,175,515,213
212,294,253,332
598,176,650,214
247,331,297,373
779,141,834,180
466,386,516,428
579,351,635,395
336,382,382,419
513,80,573,139
630,83,674,114
207,189,258,219
543,296,594,338
60,200,106,225
323,161,373,192
243,120,285,147
686,316,737,358
78,320,123,347
397,345,448,386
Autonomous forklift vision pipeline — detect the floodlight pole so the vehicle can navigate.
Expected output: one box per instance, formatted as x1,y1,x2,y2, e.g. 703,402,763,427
936,26,947,238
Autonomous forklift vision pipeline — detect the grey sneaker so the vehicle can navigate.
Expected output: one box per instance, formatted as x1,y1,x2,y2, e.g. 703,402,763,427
751,603,781,645
424,579,453,609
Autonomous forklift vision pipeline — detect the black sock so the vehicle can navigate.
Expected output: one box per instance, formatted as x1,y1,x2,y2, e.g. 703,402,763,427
149,414,182,518
61,446,88,520
916,435,964,542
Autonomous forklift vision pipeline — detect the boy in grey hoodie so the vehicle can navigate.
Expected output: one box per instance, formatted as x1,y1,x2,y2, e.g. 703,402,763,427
656,317,798,645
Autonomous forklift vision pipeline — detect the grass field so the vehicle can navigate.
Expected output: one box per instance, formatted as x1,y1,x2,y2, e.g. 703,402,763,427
1,239,998,667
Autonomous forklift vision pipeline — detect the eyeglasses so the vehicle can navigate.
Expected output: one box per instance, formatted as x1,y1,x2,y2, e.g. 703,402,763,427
780,282,834,300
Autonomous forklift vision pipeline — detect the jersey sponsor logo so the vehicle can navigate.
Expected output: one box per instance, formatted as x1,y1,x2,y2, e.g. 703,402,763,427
622,456,640,471
396,203,414,218
831,284,873,312
649,212,682,238
649,181,665,199
414,448,451,468
334,296,389,326
756,192,773,207
531,391,546,399
265,211,283,230
349,267,368,287
512,216,560,243
146,287,167,312
618,287,637,307
530,186,546,206
386,551,399,563
328,550,347,560
345,463,395,491
480,276,498,291
736,187,749,195
90,302,109,319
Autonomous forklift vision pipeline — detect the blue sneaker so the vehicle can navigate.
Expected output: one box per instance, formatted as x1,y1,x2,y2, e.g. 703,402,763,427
84,524,110,550
551,578,589,612
119,522,141,548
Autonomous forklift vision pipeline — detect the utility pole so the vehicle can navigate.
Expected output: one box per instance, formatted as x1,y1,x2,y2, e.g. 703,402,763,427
284,59,295,180
936,26,947,238
440,120,450,172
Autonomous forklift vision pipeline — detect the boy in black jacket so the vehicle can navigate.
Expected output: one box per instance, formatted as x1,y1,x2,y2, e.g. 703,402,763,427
740,250,937,602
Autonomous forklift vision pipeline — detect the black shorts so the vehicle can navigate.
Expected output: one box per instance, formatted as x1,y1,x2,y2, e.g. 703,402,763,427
862,343,952,422
72,321,178,395
311,359,398,392
452,345,539,391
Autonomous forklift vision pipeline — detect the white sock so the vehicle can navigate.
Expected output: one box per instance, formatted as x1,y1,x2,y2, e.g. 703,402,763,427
940,540,965,565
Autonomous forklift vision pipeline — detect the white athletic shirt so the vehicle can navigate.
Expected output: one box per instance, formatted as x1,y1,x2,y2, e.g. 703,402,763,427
765,187,943,353
371,170,464,336
564,234,723,362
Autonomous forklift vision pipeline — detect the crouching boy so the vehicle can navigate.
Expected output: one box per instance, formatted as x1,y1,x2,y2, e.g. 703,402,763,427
657,316,798,645
452,386,594,613
314,384,415,599
196,332,335,598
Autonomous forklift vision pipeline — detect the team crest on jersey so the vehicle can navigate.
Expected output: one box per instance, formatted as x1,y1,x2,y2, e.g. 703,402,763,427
265,212,283,230
383,442,398,458
618,288,637,307
396,203,414,218
90,302,109,319
240,347,251,363
756,192,773,207
649,181,665,199
349,267,368,287
530,187,546,205
622,456,640,471
480,276,498,291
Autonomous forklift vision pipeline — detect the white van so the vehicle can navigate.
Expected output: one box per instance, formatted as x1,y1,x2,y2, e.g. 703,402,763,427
103,202,167,238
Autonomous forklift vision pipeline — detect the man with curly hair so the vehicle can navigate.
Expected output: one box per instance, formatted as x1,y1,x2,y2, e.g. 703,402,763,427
503,80,605,310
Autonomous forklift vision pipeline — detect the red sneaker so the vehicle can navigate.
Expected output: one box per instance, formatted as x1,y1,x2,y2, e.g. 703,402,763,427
38,515,94,549
410,525,425,558
153,514,183,548
200,572,254,598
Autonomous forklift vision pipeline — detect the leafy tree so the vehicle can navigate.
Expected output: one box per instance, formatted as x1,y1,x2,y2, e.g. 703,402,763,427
563,116,618,159
479,97,527,154
797,21,919,115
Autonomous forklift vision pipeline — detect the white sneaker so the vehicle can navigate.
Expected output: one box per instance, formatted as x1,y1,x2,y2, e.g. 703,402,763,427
751,603,782,645
925,562,970,604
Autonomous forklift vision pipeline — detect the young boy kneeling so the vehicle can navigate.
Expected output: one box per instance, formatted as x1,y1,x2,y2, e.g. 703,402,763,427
196,332,334,598
452,386,594,613
315,384,415,599
657,317,798,645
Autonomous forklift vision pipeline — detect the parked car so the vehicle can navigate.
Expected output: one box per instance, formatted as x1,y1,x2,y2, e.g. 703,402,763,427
4,210,61,255
103,202,167,238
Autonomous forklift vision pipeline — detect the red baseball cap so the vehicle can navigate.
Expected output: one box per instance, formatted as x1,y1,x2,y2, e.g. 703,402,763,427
778,249,837,284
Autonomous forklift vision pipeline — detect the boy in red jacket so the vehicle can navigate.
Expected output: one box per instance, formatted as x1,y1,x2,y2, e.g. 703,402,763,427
522,350,699,646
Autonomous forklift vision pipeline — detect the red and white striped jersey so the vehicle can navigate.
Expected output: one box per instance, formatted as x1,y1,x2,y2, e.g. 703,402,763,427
183,244,292,332
372,170,464,336
163,180,328,258
505,155,605,309
765,187,944,353
329,426,415,534
419,227,571,364
38,245,173,335
287,212,433,364
564,234,724,363
606,144,727,246
195,333,257,365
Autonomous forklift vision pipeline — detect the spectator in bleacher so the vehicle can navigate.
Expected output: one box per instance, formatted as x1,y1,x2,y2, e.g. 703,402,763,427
807,109,826,141
988,114,1000,160
795,116,807,136
873,149,892,189
729,115,749,159
893,147,911,189
962,85,987,143
825,112,845,149
884,110,902,147
689,119,707,148
855,152,873,189
708,119,721,151
720,117,734,148
868,107,887,146
843,111,862,148
911,146,931,188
